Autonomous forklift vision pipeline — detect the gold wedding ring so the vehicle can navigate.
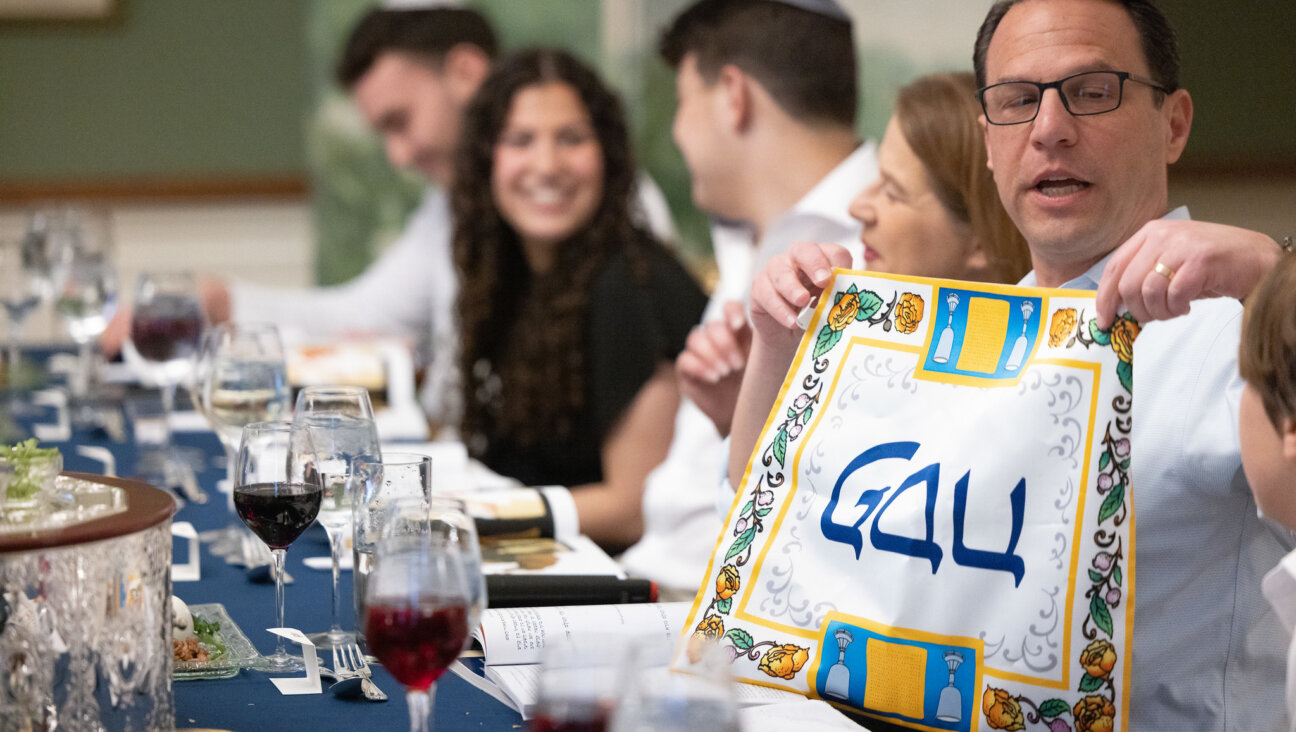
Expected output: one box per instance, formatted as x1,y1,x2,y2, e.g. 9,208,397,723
1153,261,1176,282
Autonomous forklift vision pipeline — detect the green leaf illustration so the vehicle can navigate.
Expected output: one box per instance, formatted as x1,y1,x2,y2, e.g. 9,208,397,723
846,283,858,295
772,429,788,467
756,507,772,518
1099,451,1110,471
1116,359,1133,393
717,598,732,614
1089,319,1111,345
786,407,795,418
1113,564,1123,587
856,290,884,321
1088,569,1104,584
1039,699,1071,719
1119,459,1129,471
725,628,754,650
1090,592,1114,637
1097,482,1125,524
802,407,813,425
813,327,843,359
739,500,753,518
1078,673,1105,693
834,291,844,305
725,528,756,561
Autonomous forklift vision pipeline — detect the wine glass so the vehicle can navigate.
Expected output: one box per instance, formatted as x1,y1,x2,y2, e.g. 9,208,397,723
123,271,204,481
365,496,477,732
352,453,432,637
0,222,55,393
49,207,117,420
533,636,636,731
609,638,740,732
198,323,291,488
233,420,323,672
294,385,376,420
292,405,381,648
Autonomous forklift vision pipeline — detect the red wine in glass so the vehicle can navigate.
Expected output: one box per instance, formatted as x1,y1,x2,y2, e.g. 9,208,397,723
528,711,610,732
365,600,469,691
233,482,322,549
130,295,203,364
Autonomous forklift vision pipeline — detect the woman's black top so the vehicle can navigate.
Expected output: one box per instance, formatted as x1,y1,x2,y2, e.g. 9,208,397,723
477,245,707,488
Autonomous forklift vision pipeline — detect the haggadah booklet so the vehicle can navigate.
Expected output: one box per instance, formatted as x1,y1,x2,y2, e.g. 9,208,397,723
674,270,1138,732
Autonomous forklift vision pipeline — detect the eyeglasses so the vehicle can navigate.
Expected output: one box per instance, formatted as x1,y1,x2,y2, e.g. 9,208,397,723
978,70,1170,126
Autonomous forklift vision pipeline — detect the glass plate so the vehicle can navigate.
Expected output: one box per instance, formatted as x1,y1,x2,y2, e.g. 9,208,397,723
174,603,260,680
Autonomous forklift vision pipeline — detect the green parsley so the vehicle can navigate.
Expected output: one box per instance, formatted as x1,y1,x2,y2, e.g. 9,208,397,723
1,439,60,502
192,614,227,659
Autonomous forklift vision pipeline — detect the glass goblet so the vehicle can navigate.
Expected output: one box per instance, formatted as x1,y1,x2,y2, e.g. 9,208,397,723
49,207,117,420
352,453,431,637
123,271,204,483
233,420,322,672
294,409,380,648
295,384,375,420
366,497,477,732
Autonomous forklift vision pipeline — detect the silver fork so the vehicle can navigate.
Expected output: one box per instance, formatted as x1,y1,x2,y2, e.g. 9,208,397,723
336,642,387,702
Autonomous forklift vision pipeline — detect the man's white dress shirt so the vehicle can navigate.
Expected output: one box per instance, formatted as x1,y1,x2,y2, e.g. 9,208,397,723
1017,207,1291,731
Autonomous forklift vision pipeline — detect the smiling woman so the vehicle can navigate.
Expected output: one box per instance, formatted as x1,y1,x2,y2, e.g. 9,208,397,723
450,48,708,551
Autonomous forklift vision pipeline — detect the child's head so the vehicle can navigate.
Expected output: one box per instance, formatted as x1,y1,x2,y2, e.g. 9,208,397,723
1238,252,1296,529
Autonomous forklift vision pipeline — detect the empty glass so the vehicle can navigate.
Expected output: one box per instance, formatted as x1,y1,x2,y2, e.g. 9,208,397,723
48,207,117,417
352,453,431,637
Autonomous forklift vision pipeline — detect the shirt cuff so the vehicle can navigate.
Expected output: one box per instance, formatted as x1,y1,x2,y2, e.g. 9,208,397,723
537,485,579,542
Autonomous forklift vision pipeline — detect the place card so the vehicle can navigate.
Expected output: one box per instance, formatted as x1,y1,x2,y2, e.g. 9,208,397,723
74,445,116,476
266,628,322,695
171,521,200,581
31,389,70,442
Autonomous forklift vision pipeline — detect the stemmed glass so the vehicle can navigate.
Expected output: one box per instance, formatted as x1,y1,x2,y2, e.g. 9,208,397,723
365,496,478,732
198,323,291,489
352,453,431,636
233,420,323,672
0,220,55,393
293,386,381,648
123,271,204,481
49,207,118,419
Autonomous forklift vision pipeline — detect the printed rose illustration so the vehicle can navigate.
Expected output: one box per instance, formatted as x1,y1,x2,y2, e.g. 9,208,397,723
687,616,726,664
982,687,1026,731
716,565,741,601
1049,308,1078,347
1073,694,1116,732
827,291,860,331
1109,316,1139,364
757,644,808,680
1079,639,1117,680
893,292,925,334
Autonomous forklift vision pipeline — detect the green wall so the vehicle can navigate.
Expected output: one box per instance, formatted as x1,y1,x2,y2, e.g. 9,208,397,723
0,0,309,184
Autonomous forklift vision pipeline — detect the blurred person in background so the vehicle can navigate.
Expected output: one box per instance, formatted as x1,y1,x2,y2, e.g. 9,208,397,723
451,48,706,552
621,0,877,593
100,5,673,434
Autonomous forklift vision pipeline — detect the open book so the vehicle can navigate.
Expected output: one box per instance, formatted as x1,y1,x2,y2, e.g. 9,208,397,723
453,603,804,719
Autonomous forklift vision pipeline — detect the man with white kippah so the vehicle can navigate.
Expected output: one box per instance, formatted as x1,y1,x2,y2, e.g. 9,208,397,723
620,0,877,595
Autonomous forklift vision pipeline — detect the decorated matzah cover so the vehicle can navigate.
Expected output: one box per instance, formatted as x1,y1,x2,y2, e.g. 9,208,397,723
674,271,1139,732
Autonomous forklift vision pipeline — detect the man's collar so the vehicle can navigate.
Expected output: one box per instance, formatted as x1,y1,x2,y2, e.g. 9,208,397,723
781,140,878,227
1018,206,1191,290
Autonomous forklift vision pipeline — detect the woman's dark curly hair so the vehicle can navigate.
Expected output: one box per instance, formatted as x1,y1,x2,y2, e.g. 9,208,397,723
452,48,651,455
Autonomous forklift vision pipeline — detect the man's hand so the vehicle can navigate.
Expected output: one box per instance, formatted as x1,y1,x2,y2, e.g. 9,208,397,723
1096,220,1281,328
676,301,750,436
749,241,854,356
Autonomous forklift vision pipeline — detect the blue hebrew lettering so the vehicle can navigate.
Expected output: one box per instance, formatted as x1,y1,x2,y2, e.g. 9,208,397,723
870,461,943,574
822,441,919,559
952,473,1026,586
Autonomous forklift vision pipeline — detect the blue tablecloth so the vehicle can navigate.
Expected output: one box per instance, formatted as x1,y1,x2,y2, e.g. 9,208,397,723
7,367,523,731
